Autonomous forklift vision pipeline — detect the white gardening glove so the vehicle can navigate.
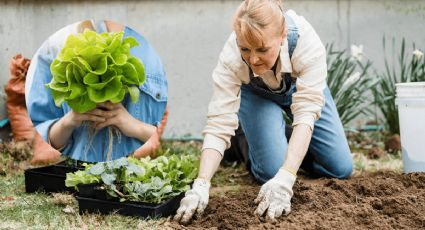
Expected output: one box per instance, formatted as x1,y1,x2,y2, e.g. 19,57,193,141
174,178,211,224
255,168,296,221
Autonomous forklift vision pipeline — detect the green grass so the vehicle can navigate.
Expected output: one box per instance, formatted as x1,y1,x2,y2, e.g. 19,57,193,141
0,173,172,230
352,151,403,175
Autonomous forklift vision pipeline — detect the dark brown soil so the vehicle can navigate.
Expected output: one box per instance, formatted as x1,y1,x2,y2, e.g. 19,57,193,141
171,172,425,230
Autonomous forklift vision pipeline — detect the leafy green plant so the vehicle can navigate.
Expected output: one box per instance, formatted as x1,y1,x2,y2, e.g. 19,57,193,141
46,29,146,113
372,38,425,134
65,153,199,204
326,43,376,126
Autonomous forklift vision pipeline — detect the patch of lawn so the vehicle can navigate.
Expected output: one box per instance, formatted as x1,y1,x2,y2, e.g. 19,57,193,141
0,173,171,230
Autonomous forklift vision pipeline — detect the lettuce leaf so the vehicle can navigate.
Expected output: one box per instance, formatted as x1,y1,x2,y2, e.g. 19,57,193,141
47,29,146,113
65,151,199,204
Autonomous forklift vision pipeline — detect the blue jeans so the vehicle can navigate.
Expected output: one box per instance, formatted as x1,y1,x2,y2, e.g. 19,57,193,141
238,82,353,183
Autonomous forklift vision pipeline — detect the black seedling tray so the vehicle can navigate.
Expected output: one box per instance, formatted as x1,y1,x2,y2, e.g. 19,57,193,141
52,160,85,175
25,161,84,193
76,193,184,218
77,183,105,199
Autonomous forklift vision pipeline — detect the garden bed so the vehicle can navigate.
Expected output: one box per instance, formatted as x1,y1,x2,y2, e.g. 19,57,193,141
172,172,425,229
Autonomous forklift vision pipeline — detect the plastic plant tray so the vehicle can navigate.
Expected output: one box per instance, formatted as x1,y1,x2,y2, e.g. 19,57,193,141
76,193,184,218
24,162,84,193
77,183,104,198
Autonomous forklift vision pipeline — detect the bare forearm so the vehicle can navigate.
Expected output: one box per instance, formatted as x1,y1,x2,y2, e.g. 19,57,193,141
198,148,223,181
282,124,313,174
128,119,156,142
49,114,77,149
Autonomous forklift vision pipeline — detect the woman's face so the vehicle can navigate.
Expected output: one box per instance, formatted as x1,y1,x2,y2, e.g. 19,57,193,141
236,26,285,75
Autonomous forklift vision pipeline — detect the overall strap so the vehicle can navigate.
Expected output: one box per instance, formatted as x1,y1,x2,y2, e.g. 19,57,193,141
283,12,299,85
283,13,299,59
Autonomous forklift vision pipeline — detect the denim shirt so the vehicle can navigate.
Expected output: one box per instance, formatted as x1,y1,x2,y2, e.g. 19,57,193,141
25,22,168,162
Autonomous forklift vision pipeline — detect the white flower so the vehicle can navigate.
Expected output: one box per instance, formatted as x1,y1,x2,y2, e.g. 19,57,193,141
351,44,364,61
343,72,361,88
413,49,423,61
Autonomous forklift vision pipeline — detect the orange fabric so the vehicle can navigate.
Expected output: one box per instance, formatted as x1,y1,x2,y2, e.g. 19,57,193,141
133,107,168,158
5,54,61,165
5,54,34,141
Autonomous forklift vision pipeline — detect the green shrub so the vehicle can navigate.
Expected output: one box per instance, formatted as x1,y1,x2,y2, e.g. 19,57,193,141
326,43,376,127
372,38,425,134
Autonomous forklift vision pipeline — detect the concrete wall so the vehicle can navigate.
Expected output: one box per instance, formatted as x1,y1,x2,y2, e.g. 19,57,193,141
1,0,425,138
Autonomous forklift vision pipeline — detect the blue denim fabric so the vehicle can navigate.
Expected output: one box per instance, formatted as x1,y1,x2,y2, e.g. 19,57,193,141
236,13,352,183
26,25,167,162
284,12,298,59
238,84,353,183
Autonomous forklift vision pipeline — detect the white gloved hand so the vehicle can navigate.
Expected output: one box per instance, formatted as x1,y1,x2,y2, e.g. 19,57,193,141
254,168,296,221
173,178,211,224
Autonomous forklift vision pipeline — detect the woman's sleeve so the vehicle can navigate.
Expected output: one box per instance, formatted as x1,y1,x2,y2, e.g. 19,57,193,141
25,44,65,142
202,33,244,156
290,13,327,130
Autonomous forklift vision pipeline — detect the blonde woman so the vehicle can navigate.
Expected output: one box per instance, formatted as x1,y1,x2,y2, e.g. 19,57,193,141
175,0,352,223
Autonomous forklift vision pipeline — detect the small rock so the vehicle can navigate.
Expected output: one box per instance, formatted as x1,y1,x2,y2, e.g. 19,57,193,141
62,206,75,214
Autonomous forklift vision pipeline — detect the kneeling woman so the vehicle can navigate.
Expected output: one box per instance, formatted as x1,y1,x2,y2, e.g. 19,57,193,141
175,0,352,223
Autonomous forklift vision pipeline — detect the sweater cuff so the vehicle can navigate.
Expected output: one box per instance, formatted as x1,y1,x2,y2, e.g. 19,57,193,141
292,114,316,131
202,134,227,156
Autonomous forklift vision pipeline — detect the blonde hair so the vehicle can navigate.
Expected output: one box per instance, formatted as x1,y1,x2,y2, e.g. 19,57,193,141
233,0,285,46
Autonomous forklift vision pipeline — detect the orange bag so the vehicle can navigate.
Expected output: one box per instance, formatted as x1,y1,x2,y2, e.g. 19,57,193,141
5,54,60,165
5,54,34,141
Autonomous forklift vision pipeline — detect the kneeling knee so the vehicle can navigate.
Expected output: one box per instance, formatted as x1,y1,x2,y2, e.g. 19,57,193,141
332,163,353,179
250,164,280,184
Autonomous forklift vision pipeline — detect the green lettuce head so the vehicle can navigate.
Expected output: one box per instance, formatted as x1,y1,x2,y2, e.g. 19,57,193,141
46,29,146,113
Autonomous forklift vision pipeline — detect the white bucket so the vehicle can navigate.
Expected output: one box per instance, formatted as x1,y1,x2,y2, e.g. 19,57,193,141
395,82,425,173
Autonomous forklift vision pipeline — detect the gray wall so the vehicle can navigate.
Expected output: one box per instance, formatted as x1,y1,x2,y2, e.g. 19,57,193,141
1,0,425,138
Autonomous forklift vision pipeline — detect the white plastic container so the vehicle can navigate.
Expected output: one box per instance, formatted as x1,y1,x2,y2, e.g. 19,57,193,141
395,82,425,173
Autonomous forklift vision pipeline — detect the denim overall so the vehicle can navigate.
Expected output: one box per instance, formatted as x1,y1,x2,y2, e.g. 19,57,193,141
234,14,352,183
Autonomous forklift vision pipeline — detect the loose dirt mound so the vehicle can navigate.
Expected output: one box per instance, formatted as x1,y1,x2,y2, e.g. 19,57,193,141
172,172,425,229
